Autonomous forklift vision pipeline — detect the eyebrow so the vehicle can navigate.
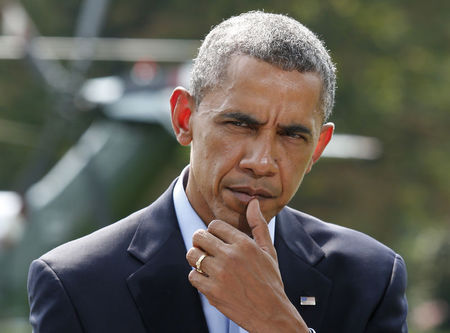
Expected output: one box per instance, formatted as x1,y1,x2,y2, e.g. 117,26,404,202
219,111,313,137
218,112,261,126
279,124,312,137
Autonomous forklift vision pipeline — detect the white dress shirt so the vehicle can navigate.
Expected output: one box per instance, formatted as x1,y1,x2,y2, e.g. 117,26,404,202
173,167,276,333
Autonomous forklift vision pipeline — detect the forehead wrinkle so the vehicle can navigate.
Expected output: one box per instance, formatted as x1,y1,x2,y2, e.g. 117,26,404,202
201,91,317,135
225,57,321,113
198,55,323,136
196,89,231,118
226,55,321,96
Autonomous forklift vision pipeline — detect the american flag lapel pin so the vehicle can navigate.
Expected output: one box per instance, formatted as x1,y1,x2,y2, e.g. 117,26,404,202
300,296,316,306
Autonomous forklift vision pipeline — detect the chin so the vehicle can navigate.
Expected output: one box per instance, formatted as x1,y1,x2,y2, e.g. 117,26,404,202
237,216,252,236
213,207,246,229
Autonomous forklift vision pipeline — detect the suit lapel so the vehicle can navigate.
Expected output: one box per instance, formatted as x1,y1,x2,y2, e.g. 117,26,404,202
275,207,332,332
125,179,331,332
126,182,209,333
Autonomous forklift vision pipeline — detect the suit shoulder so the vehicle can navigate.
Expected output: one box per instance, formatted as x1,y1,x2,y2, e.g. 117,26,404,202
279,207,407,328
283,207,399,267
38,206,147,270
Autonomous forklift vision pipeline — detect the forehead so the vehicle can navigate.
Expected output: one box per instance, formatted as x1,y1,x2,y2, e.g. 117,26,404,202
199,55,323,127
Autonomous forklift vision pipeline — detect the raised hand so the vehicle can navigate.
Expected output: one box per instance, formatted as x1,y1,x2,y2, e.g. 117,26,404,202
186,199,309,333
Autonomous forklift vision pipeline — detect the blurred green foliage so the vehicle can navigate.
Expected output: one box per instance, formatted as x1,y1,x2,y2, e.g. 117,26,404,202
0,0,449,332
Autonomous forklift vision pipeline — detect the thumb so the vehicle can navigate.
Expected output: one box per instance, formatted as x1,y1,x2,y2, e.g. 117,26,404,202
246,199,277,260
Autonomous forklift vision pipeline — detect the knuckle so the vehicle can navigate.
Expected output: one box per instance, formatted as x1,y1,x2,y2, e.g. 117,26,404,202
192,229,209,246
186,247,205,264
222,246,236,261
207,220,222,233
192,229,206,240
186,249,196,264
214,263,229,282
222,247,243,269
188,270,197,283
237,237,255,252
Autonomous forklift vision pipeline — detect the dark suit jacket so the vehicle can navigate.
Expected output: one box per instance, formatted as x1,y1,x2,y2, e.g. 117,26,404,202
28,180,408,332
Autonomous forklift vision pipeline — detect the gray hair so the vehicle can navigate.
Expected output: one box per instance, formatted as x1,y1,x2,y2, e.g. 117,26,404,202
190,11,336,121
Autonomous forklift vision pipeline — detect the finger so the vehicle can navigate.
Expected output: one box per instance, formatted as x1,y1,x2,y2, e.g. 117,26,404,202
186,247,212,274
246,199,277,259
207,219,248,244
188,268,213,294
192,229,225,257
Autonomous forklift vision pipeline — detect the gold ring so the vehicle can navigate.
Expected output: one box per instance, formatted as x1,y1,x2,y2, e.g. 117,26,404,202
195,254,207,274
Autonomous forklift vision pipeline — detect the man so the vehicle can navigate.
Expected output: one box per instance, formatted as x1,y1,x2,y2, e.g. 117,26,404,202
28,11,408,333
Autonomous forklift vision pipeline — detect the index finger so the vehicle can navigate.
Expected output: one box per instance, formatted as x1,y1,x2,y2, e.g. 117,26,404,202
207,219,249,244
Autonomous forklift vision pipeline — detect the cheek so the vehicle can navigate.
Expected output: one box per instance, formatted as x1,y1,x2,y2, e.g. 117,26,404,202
280,154,311,196
193,130,241,187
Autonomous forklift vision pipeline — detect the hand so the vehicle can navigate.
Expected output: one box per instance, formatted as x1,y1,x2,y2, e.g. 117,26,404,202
186,199,309,333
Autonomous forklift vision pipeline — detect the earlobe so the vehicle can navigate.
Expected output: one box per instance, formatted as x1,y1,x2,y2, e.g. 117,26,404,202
306,122,334,173
170,87,194,146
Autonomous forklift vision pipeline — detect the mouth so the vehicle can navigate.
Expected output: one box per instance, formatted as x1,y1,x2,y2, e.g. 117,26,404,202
226,186,274,204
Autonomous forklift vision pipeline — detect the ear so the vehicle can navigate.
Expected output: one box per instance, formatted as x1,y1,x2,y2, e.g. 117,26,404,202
306,122,334,173
170,87,194,146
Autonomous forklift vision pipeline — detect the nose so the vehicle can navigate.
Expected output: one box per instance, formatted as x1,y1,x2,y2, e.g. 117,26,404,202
239,135,278,177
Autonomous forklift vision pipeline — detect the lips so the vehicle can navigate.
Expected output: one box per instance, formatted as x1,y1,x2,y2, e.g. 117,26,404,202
227,186,274,201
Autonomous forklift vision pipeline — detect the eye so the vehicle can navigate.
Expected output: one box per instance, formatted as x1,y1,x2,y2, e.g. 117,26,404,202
279,129,307,142
287,133,304,139
228,121,249,128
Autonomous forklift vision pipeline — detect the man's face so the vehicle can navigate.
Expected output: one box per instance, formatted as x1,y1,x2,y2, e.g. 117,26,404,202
173,55,332,233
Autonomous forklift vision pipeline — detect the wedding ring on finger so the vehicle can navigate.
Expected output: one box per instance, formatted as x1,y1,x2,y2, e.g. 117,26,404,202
195,254,207,274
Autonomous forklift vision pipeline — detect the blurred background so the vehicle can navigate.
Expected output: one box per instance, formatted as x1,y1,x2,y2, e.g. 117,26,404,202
0,0,448,332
